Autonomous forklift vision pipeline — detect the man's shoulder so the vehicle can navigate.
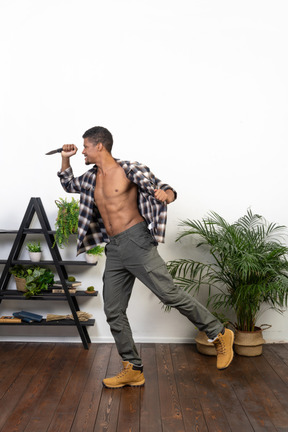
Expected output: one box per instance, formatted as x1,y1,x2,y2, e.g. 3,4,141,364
83,165,97,177
116,159,150,172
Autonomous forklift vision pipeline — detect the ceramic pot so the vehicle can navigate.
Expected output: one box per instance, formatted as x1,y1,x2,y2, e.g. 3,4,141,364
29,251,42,262
85,253,98,264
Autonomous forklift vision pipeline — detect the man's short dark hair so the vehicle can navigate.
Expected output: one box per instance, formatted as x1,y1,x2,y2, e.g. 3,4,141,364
82,126,113,153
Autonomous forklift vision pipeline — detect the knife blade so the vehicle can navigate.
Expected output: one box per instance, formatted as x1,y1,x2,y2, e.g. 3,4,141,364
45,147,63,155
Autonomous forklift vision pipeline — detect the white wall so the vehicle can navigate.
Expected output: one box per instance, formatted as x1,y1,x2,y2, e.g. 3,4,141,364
1,0,288,344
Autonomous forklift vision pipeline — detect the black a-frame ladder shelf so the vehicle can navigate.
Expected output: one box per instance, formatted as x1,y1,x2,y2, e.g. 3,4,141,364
0,197,98,349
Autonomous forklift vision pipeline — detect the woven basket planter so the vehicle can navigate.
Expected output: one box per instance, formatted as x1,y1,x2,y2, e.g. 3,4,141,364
234,327,265,357
195,331,217,356
14,276,27,292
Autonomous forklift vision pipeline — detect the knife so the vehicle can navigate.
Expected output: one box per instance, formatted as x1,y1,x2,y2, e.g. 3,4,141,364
45,147,63,155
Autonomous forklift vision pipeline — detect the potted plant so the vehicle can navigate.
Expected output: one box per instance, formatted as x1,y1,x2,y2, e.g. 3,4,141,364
9,265,54,298
26,241,42,262
85,245,105,264
9,265,29,293
54,197,79,248
86,285,96,294
167,210,288,356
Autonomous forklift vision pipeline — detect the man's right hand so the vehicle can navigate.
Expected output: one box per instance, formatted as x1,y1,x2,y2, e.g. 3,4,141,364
61,145,78,172
62,144,78,158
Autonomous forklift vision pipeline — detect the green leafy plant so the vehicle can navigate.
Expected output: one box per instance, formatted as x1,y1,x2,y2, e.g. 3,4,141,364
86,245,105,256
86,286,95,292
54,197,79,248
9,265,29,279
9,265,54,298
26,241,41,252
167,210,288,332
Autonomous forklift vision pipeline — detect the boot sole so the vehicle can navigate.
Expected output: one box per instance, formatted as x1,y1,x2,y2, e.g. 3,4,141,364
102,379,145,389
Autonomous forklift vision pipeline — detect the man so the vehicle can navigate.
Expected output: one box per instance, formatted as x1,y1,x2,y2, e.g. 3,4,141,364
58,126,234,389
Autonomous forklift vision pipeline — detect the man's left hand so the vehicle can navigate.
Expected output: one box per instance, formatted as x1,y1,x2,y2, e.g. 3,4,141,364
154,189,175,203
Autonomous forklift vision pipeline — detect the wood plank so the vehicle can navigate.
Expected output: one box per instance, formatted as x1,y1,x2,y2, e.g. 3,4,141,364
47,343,98,432
0,342,39,398
237,353,288,430
207,360,254,431
116,343,143,432
184,345,232,432
140,344,162,432
267,343,288,368
0,343,58,431
225,354,278,431
170,344,208,432
253,346,288,412
70,344,112,432
117,386,141,432
155,343,185,432
263,345,288,385
24,344,82,432
0,344,47,430
93,345,123,432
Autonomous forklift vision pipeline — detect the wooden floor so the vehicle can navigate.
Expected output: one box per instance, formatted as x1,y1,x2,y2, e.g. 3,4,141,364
0,343,288,432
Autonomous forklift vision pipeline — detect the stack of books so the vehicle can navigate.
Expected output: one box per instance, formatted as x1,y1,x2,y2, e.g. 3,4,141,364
12,311,43,323
51,280,81,294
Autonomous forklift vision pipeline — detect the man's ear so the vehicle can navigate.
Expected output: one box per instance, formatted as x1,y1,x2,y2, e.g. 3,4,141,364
96,142,103,151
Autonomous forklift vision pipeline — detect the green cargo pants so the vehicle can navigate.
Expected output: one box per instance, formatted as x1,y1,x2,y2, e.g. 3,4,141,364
103,222,223,365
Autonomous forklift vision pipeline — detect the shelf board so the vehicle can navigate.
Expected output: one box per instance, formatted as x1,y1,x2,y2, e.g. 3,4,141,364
0,289,98,300
0,318,95,326
0,229,57,234
0,260,97,266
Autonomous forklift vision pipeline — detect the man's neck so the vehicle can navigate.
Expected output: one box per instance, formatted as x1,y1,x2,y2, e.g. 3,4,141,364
96,155,119,176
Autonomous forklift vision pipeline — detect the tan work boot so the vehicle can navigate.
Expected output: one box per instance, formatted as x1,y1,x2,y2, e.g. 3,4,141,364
213,328,234,370
102,361,145,389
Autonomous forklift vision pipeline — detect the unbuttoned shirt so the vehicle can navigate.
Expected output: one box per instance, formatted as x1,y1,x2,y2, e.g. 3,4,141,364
58,160,177,255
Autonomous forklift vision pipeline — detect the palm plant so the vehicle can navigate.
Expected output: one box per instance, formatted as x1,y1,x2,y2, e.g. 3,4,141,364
167,210,288,332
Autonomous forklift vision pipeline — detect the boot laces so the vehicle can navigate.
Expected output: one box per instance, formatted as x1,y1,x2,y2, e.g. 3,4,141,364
116,365,130,378
214,335,226,355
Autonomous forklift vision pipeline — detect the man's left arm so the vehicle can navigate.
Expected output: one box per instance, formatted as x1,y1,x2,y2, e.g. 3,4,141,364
135,162,177,204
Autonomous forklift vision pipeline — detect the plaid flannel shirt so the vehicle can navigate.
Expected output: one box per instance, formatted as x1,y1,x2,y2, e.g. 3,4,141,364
58,160,177,255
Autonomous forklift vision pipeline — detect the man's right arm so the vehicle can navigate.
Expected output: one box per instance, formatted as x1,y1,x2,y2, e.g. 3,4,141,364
58,144,81,194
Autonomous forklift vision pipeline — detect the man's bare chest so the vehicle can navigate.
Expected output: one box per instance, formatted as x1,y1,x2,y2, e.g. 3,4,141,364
94,166,134,203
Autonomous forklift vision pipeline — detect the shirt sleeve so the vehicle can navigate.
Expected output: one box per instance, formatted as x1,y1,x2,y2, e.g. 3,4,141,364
57,167,82,194
144,167,177,201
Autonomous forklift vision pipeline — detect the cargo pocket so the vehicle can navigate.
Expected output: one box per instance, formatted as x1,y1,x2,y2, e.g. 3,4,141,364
129,232,157,250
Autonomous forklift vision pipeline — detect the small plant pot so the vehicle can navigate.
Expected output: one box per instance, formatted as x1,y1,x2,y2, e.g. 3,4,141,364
14,276,27,292
85,253,98,264
29,252,42,262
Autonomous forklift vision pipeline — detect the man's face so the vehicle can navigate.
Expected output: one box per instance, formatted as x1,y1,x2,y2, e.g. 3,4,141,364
82,138,99,165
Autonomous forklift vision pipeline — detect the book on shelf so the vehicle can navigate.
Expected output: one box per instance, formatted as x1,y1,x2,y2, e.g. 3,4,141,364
52,280,82,288
13,311,43,322
12,314,33,323
52,288,77,294
0,316,22,323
